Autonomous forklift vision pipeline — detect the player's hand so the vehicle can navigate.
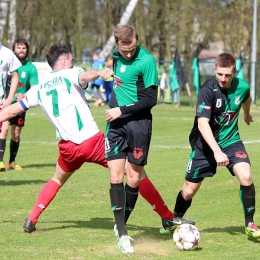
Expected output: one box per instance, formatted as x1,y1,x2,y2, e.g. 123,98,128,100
0,99,12,109
244,113,254,125
15,93,24,101
105,107,122,122
214,150,229,166
98,68,113,80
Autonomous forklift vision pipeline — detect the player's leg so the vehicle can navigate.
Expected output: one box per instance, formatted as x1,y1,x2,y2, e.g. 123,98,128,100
174,149,214,217
108,158,127,236
138,169,196,234
108,158,136,253
139,169,174,219
23,140,83,233
225,142,260,238
106,118,136,253
233,162,260,238
174,180,202,218
0,121,9,171
8,123,23,170
23,162,74,233
124,161,142,224
165,149,216,234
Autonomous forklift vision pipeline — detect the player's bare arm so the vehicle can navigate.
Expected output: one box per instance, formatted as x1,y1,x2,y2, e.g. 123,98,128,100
0,102,24,122
0,71,19,109
197,116,229,166
79,68,113,86
242,96,254,125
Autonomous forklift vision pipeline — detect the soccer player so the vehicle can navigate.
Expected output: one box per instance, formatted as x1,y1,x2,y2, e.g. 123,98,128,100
172,52,260,238
0,38,39,171
0,44,193,252
0,44,21,172
104,25,193,254
0,44,21,114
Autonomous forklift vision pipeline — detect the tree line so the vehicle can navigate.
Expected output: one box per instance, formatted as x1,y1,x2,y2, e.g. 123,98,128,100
0,0,259,63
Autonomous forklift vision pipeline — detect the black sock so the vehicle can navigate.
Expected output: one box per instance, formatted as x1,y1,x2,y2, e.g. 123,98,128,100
9,139,19,162
240,183,255,226
109,183,127,237
124,183,139,224
0,138,6,161
174,190,192,217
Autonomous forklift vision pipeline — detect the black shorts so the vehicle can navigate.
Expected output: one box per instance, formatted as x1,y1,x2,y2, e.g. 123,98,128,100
9,112,26,127
105,113,152,166
185,141,250,183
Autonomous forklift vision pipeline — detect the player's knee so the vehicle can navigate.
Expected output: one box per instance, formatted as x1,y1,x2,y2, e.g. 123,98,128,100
181,189,194,200
126,175,140,188
182,183,199,200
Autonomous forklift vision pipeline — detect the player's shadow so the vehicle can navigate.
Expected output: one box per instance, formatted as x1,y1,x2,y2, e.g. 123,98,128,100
20,163,56,169
0,179,46,186
26,217,172,241
202,226,260,243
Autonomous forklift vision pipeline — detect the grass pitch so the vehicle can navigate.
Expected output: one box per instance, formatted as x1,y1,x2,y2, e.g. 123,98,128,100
1,101,260,259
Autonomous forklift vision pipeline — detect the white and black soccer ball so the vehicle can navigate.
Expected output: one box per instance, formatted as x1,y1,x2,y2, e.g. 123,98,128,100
173,223,200,251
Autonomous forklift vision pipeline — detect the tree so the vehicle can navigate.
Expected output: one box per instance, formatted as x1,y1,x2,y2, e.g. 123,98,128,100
99,0,139,60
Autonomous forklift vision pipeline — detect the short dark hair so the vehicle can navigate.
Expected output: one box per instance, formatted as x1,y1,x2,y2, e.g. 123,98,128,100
13,38,30,57
46,44,71,68
113,25,138,44
215,52,237,73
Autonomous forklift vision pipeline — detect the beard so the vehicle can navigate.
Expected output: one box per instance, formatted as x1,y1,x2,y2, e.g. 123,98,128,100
16,52,28,61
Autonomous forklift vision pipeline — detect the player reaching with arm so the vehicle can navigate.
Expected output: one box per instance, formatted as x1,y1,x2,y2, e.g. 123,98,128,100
0,43,113,234
172,52,260,238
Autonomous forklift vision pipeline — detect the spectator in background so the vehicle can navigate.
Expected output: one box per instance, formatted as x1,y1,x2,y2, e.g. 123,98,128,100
88,51,106,107
159,72,168,102
0,43,21,171
1,38,39,171
103,56,113,104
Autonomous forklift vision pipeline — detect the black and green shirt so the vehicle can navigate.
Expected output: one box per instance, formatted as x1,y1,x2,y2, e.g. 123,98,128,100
110,46,158,116
189,76,250,150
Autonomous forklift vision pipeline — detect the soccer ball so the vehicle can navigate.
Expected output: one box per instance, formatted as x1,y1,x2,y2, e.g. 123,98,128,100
173,224,200,251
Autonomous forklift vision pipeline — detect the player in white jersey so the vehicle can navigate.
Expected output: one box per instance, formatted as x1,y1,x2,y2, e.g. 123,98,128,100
0,44,21,156
0,45,21,108
0,44,112,232
25,68,100,144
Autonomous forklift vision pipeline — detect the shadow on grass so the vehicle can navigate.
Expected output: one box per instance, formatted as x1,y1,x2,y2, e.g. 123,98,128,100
0,180,47,186
202,226,260,243
30,217,173,241
21,163,56,169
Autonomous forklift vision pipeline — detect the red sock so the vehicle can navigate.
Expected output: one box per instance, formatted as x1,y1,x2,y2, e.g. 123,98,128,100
139,177,174,219
27,180,61,223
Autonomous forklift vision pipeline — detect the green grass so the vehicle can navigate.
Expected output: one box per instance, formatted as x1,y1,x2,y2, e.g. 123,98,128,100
1,102,260,259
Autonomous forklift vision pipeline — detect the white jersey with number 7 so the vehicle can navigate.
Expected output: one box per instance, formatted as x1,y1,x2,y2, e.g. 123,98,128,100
20,67,99,144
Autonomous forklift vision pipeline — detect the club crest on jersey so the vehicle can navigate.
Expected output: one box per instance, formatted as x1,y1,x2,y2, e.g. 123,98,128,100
113,75,123,88
216,98,222,108
120,65,126,73
235,96,241,105
21,71,26,78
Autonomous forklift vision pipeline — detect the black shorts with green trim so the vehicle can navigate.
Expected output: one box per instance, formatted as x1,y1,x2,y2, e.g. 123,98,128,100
185,141,250,183
105,112,152,166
